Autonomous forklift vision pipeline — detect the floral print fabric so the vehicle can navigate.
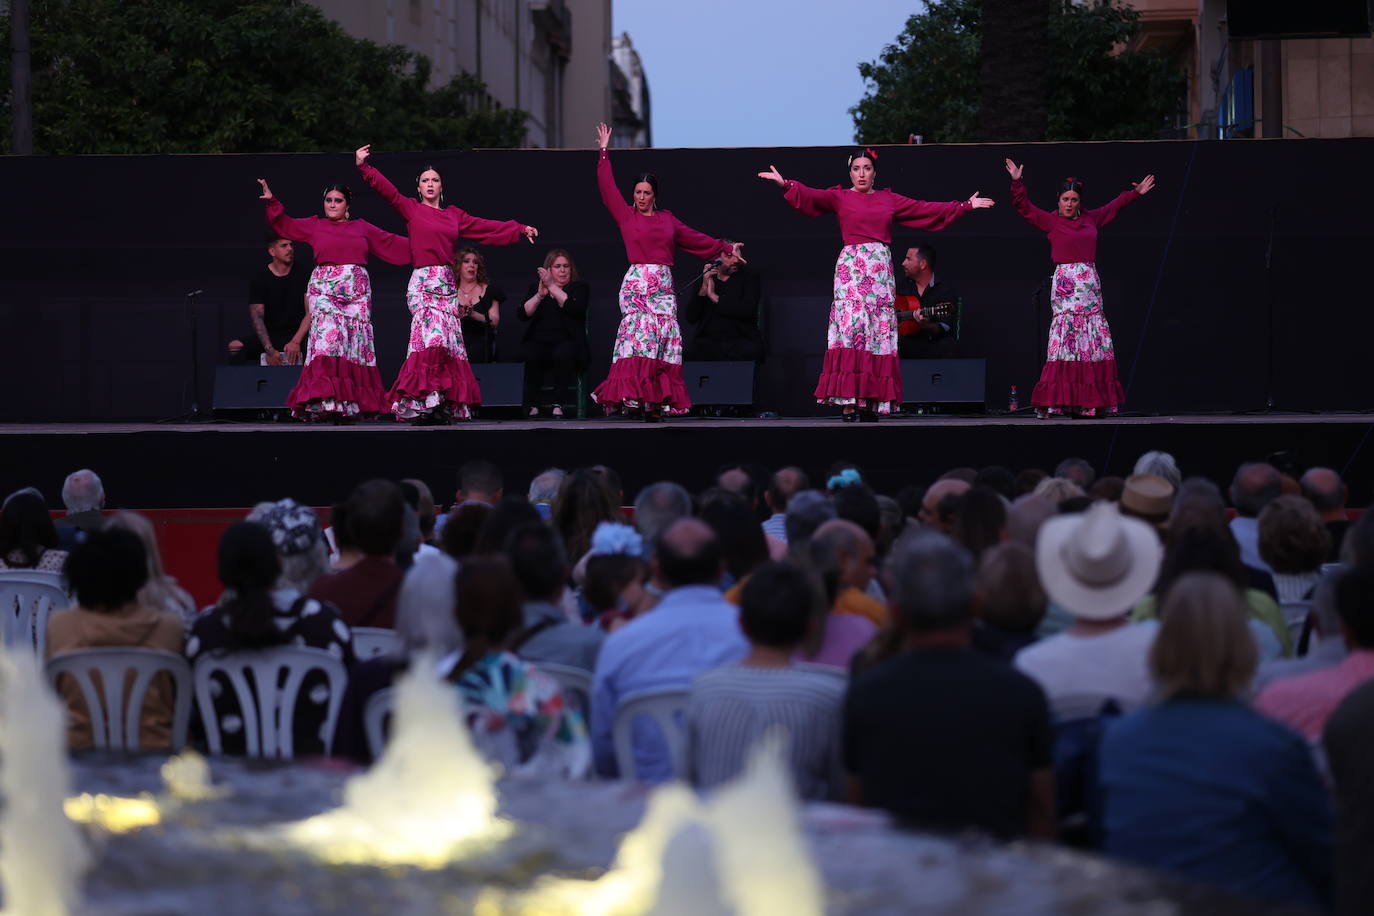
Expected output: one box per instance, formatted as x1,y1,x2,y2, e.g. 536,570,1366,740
292,265,386,417
816,242,902,414
391,265,479,420
591,263,691,414
456,651,591,779
1031,261,1124,413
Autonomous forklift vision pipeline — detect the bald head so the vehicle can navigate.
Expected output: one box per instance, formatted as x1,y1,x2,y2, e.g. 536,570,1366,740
811,518,876,591
718,467,753,500
1300,467,1347,518
62,469,105,514
919,479,970,533
1230,462,1282,518
655,517,723,588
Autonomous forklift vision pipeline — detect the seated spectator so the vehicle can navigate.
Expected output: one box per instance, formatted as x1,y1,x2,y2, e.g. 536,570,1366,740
399,478,440,555
106,511,196,626
324,500,361,570
454,459,503,508
590,518,748,781
1014,502,1162,721
443,555,589,778
246,499,332,599
702,489,769,594
1014,468,1048,497
1255,564,1374,741
1088,476,1125,503
783,490,836,561
56,468,107,549
974,465,1016,501
1031,476,1085,509
1054,457,1096,491
1174,476,1279,599
632,481,693,548
187,521,354,756
473,497,543,556
972,542,1045,663
551,468,624,564
590,464,624,507
1101,572,1332,909
1117,473,1173,540
800,520,881,668
950,485,1006,561
506,522,603,673
687,562,844,800
1229,462,1283,573
1006,493,1055,549
583,522,652,631
1132,450,1181,491
1260,495,1331,620
527,467,566,521
441,502,492,559
843,530,1055,839
1300,466,1350,561
48,527,186,750
917,478,969,533
0,489,67,572
1322,677,1374,916
308,480,405,629
762,466,808,543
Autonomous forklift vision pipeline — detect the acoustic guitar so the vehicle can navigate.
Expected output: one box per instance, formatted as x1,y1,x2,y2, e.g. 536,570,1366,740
894,295,953,337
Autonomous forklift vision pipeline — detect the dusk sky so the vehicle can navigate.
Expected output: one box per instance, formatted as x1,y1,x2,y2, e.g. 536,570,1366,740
612,0,925,148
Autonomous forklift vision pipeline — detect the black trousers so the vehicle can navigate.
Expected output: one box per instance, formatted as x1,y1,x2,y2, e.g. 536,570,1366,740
523,340,582,407
685,337,762,361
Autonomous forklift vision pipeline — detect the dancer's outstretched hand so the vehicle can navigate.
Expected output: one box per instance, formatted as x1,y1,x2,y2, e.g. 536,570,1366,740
1133,174,1156,195
596,123,611,150
1004,159,1023,181
355,145,371,167
757,165,785,187
257,179,274,200
523,225,540,243
967,191,995,209
730,241,747,263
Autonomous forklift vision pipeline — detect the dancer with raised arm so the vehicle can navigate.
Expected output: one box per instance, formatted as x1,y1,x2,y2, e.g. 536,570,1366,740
1006,159,1155,418
592,122,743,421
758,150,993,421
258,179,411,421
355,144,538,423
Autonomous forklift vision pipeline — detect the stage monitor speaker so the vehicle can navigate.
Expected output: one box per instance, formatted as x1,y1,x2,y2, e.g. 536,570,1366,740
901,359,986,405
1227,1,1372,39
212,365,302,410
681,361,755,405
472,363,524,407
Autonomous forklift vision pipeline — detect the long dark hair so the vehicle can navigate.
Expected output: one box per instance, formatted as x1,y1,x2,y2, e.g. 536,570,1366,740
322,182,352,218
0,490,59,567
551,469,623,563
1059,176,1085,195
448,554,523,680
215,521,287,650
416,164,445,204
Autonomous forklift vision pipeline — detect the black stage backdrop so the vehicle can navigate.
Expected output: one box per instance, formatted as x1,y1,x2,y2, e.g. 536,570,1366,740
2,139,1370,421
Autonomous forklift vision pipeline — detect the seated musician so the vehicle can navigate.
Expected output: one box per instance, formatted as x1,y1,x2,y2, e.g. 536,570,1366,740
684,240,763,361
896,244,958,359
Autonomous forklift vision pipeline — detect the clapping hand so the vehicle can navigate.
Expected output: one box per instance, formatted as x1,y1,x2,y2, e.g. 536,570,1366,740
535,266,552,296
1133,174,1156,195
257,178,274,200
1004,159,1023,181
756,165,785,187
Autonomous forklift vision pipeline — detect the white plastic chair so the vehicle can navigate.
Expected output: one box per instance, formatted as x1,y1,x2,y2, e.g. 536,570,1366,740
351,627,402,661
46,648,192,752
363,687,395,760
0,570,67,657
612,688,689,782
535,662,593,718
192,646,347,759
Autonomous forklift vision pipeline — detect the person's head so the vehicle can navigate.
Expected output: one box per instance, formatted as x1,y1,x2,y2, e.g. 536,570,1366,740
654,517,723,589
505,522,568,603
950,485,1007,560
1089,476,1126,503
475,497,544,556
698,490,769,582
0,490,59,567
266,234,294,267
584,521,649,615
715,239,744,276
1150,571,1257,700
1171,476,1228,529
1133,451,1181,491
330,501,356,555
400,478,438,541
1229,462,1282,518
454,554,523,651
918,478,970,533
1299,466,1347,517
832,482,881,542
63,526,148,612
715,465,757,508
1057,177,1084,219
1006,493,1056,548
784,489,837,554
1035,501,1162,621
900,243,936,282
61,469,105,514
633,481,692,548
415,165,444,205
976,542,1046,634
1032,476,1085,507
1119,473,1175,539
456,246,488,285
321,182,351,221
875,494,904,559
939,467,978,484
1258,495,1331,575
738,561,825,650
104,511,170,592
440,503,491,559
632,172,658,214
1156,520,1248,595
847,148,877,193
974,465,1016,501
895,484,925,524
527,468,566,509
551,468,621,562
345,479,405,558
214,521,288,649
886,529,975,633
395,552,463,657
1335,564,1374,649
1340,507,1374,566
457,459,503,506
1054,456,1096,490
810,518,876,596
591,465,624,506
1014,468,1048,497
542,248,579,286
764,466,809,516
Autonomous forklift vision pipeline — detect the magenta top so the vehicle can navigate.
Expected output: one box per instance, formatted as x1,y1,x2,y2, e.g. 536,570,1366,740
1011,178,1140,264
264,198,410,267
597,149,731,266
358,163,528,267
780,180,971,246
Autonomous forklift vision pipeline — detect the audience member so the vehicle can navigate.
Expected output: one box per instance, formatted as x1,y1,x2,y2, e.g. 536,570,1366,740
1014,467,1048,497
590,464,624,507
762,466,808,543
972,542,1046,663
551,468,624,564
894,484,925,525
803,519,884,662
0,489,66,571
832,481,882,545
106,511,196,626
687,562,843,799
1117,473,1172,539
48,527,185,750
974,465,1016,501
1229,462,1283,573
843,530,1055,839
950,485,1006,561
583,522,652,631
473,497,544,556
1031,475,1086,508
1015,502,1162,721
1054,456,1096,491
1088,476,1125,503
939,467,977,484
917,478,970,533
399,478,439,552
874,494,904,560
715,464,759,510
506,522,603,673
325,500,361,570
1132,450,1181,491
1101,572,1332,910
1301,466,1350,561
632,481,692,550
308,479,405,629
456,459,504,508
56,468,107,548
440,502,492,559
1259,495,1332,613
701,489,770,591
247,498,332,597
1323,677,1374,916
1006,494,1055,548
783,490,836,560
590,518,747,780
527,467,566,521
1173,476,1279,598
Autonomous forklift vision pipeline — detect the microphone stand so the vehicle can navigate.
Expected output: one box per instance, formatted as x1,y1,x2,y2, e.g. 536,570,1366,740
1263,204,1277,412
185,289,208,421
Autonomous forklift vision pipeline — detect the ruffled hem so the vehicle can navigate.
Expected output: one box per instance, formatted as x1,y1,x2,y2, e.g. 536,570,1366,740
387,346,481,419
591,356,691,414
814,347,902,415
1031,359,1124,409
286,356,388,417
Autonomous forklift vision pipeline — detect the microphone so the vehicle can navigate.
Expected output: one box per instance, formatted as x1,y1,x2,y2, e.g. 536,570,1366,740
705,258,723,271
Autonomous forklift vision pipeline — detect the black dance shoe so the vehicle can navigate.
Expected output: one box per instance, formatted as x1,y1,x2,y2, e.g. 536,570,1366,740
859,409,879,423
841,411,858,423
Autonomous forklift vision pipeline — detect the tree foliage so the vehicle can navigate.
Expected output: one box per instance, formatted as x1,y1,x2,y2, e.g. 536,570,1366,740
851,0,1186,144
0,0,529,154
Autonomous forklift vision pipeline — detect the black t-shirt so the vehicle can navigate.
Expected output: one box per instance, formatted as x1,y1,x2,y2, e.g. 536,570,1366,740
249,265,308,337
843,645,1053,839
684,266,762,342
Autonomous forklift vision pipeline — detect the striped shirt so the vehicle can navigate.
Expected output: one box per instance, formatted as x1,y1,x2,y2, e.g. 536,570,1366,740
686,664,846,800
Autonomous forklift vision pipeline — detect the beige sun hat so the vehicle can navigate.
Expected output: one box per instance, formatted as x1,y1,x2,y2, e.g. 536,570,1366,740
1036,501,1163,621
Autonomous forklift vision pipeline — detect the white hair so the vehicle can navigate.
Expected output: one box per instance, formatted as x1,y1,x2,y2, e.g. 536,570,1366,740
395,552,463,657
61,469,105,514
528,468,566,504
1133,451,1181,490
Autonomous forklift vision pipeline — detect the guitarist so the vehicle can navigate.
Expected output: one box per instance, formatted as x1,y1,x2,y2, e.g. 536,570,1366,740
897,244,958,359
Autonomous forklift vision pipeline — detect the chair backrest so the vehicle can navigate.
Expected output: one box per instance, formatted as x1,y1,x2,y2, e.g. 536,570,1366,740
192,646,347,759
0,570,67,657
534,662,593,718
612,688,690,782
351,627,402,661
45,648,192,752
363,687,395,761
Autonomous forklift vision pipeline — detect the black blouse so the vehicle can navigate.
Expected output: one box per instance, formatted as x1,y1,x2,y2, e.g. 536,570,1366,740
517,280,590,359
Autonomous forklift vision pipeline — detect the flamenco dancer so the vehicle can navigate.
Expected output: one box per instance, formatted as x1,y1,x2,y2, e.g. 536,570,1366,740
592,122,744,421
259,179,410,420
355,144,538,422
1006,159,1155,418
758,150,993,421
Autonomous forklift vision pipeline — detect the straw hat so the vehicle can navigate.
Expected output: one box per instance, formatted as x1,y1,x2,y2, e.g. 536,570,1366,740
1036,501,1162,620
1120,473,1174,523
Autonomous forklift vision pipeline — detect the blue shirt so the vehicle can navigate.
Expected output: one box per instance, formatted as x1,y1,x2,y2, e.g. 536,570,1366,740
1101,697,1332,909
590,584,748,781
